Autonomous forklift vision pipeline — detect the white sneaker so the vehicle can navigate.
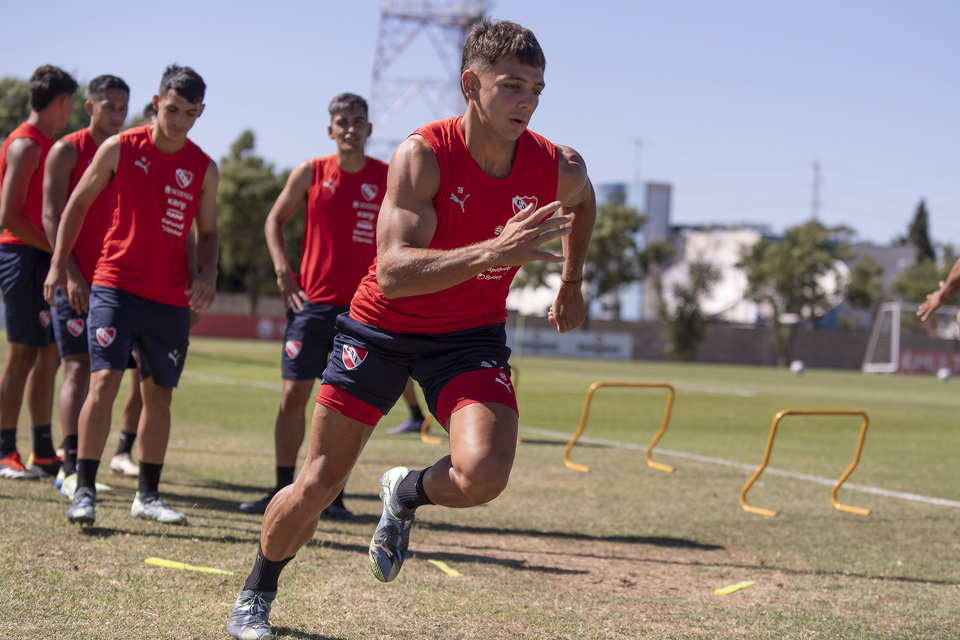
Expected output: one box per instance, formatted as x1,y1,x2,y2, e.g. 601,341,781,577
58,471,113,500
131,492,187,524
109,452,139,477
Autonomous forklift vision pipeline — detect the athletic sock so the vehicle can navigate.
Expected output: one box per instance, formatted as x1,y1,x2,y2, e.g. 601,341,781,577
31,424,57,459
62,435,79,476
0,429,16,457
115,431,136,456
243,543,294,593
409,405,425,422
275,466,295,492
329,488,347,509
76,458,100,490
138,461,163,495
396,467,434,511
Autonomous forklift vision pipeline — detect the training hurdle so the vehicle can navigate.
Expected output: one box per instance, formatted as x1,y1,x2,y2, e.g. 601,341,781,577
740,409,871,517
419,365,521,445
564,382,676,474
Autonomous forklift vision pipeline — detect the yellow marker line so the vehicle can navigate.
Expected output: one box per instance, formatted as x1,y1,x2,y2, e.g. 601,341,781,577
427,559,462,577
714,580,755,595
144,557,234,575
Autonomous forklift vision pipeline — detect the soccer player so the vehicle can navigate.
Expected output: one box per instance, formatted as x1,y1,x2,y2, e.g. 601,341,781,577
227,19,596,639
0,65,77,480
41,75,143,496
45,64,219,526
239,93,388,519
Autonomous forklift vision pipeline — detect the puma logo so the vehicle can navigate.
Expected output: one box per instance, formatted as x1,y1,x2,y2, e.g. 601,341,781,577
450,192,470,213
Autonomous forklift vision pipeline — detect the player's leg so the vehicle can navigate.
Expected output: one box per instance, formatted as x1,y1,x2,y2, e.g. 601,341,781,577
0,342,39,479
56,352,90,476
387,378,427,434
110,365,142,477
24,343,61,475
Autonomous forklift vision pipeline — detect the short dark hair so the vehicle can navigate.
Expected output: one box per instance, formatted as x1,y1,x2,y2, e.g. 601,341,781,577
328,93,368,121
461,18,546,76
142,103,158,120
87,75,129,100
29,65,79,112
159,64,205,104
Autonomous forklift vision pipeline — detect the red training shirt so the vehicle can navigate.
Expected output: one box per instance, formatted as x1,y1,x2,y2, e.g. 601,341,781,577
0,121,55,246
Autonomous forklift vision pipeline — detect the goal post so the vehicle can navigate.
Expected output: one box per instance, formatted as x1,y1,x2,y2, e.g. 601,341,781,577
862,300,960,373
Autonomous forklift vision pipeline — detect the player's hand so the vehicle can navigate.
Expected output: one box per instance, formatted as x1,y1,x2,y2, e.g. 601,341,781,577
43,265,66,307
65,273,90,315
918,284,947,322
186,271,217,312
277,271,309,312
548,280,586,333
493,200,572,266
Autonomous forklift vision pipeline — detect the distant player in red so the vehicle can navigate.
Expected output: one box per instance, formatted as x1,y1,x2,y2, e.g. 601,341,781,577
45,65,219,527
0,65,77,480
41,74,143,498
238,93,387,519
228,19,596,639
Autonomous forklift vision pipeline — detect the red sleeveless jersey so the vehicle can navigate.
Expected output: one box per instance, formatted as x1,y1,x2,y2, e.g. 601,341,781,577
92,126,210,307
0,121,55,246
63,128,118,282
298,155,388,305
350,116,560,334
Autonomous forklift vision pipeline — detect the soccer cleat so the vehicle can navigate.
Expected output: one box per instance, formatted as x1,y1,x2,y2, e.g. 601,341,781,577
239,492,276,515
26,451,62,478
57,471,113,500
0,451,38,480
109,452,139,477
131,492,187,525
369,467,417,582
387,417,424,434
322,501,355,521
225,589,277,640
66,487,96,524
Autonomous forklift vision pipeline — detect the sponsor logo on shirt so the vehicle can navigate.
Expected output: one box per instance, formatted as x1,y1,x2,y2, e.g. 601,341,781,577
66,318,84,337
450,187,470,213
134,156,151,174
96,327,116,347
342,344,367,370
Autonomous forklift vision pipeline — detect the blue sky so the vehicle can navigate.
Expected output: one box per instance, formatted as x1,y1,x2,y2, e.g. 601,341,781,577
2,1,957,246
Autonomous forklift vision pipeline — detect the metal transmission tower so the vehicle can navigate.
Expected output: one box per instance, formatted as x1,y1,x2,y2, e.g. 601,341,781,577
368,0,488,159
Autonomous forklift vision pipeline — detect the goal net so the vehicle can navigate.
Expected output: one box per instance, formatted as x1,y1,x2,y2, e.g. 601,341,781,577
862,301,960,373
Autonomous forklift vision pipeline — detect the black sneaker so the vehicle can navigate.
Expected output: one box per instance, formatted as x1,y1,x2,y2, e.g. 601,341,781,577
239,492,276,515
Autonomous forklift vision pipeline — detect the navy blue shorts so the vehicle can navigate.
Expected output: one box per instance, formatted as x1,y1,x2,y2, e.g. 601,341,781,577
0,245,53,346
281,303,347,380
51,286,90,357
318,314,514,427
87,286,189,387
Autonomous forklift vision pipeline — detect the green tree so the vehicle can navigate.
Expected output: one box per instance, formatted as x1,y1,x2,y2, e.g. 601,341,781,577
0,76,88,140
216,130,285,313
904,199,936,263
660,259,720,361
738,222,851,366
894,243,956,304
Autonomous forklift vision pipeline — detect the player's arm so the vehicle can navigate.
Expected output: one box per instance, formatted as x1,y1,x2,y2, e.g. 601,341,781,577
918,256,960,321
0,138,50,251
44,137,120,305
42,140,89,313
547,144,596,334
376,136,573,299
186,158,219,312
264,160,312,311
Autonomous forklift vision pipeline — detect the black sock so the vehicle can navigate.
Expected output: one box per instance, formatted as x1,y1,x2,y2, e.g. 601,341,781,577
329,488,347,509
76,458,100,490
138,461,163,495
115,431,136,455
396,467,434,511
275,466,295,492
243,543,294,593
0,429,16,457
31,424,56,458
409,405,425,422
62,435,78,476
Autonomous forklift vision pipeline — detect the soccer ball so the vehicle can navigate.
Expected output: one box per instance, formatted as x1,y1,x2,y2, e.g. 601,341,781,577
789,360,805,375
937,367,951,382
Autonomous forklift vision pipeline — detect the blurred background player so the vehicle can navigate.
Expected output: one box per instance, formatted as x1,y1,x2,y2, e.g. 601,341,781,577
42,75,143,498
386,378,427,434
45,64,218,526
0,65,77,480
239,93,388,520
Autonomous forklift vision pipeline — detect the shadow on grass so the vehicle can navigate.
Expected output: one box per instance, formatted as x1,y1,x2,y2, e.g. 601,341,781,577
273,627,347,640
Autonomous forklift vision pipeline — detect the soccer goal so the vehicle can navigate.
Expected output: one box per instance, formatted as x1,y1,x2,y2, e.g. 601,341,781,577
861,301,960,373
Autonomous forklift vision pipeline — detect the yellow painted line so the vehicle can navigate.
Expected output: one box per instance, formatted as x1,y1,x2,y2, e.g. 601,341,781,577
714,580,755,595
427,559,462,577
144,557,234,575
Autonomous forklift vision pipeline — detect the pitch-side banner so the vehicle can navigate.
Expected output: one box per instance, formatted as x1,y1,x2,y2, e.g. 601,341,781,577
505,328,633,360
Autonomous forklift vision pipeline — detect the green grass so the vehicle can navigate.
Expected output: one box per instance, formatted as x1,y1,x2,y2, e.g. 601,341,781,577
5,338,960,638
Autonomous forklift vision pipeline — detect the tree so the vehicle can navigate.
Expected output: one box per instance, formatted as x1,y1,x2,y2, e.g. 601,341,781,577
660,259,720,361
738,222,851,366
905,199,936,263
216,130,285,313
0,76,88,141
894,243,956,304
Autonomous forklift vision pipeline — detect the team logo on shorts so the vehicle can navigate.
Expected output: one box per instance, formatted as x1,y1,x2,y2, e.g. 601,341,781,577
494,370,514,394
66,318,85,337
361,183,379,201
175,168,194,189
96,327,117,347
342,345,367,370
285,340,302,359
39,310,51,328
512,195,538,215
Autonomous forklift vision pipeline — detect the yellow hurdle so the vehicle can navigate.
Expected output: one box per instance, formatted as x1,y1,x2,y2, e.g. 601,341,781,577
419,365,521,445
740,409,871,517
564,382,676,474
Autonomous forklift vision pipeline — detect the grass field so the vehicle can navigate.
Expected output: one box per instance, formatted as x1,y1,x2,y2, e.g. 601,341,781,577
5,337,960,639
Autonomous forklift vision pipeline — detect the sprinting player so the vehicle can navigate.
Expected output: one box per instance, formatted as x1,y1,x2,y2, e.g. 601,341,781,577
45,64,218,526
238,93,388,521
0,65,77,480
227,19,596,639
918,258,960,325
41,74,142,496
386,378,427,433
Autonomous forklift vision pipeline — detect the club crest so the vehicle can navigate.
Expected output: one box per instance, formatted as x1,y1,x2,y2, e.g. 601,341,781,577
512,195,538,215
39,310,51,328
66,318,85,337
96,327,117,347
342,344,367,370
361,183,379,201
285,340,302,359
175,168,194,189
